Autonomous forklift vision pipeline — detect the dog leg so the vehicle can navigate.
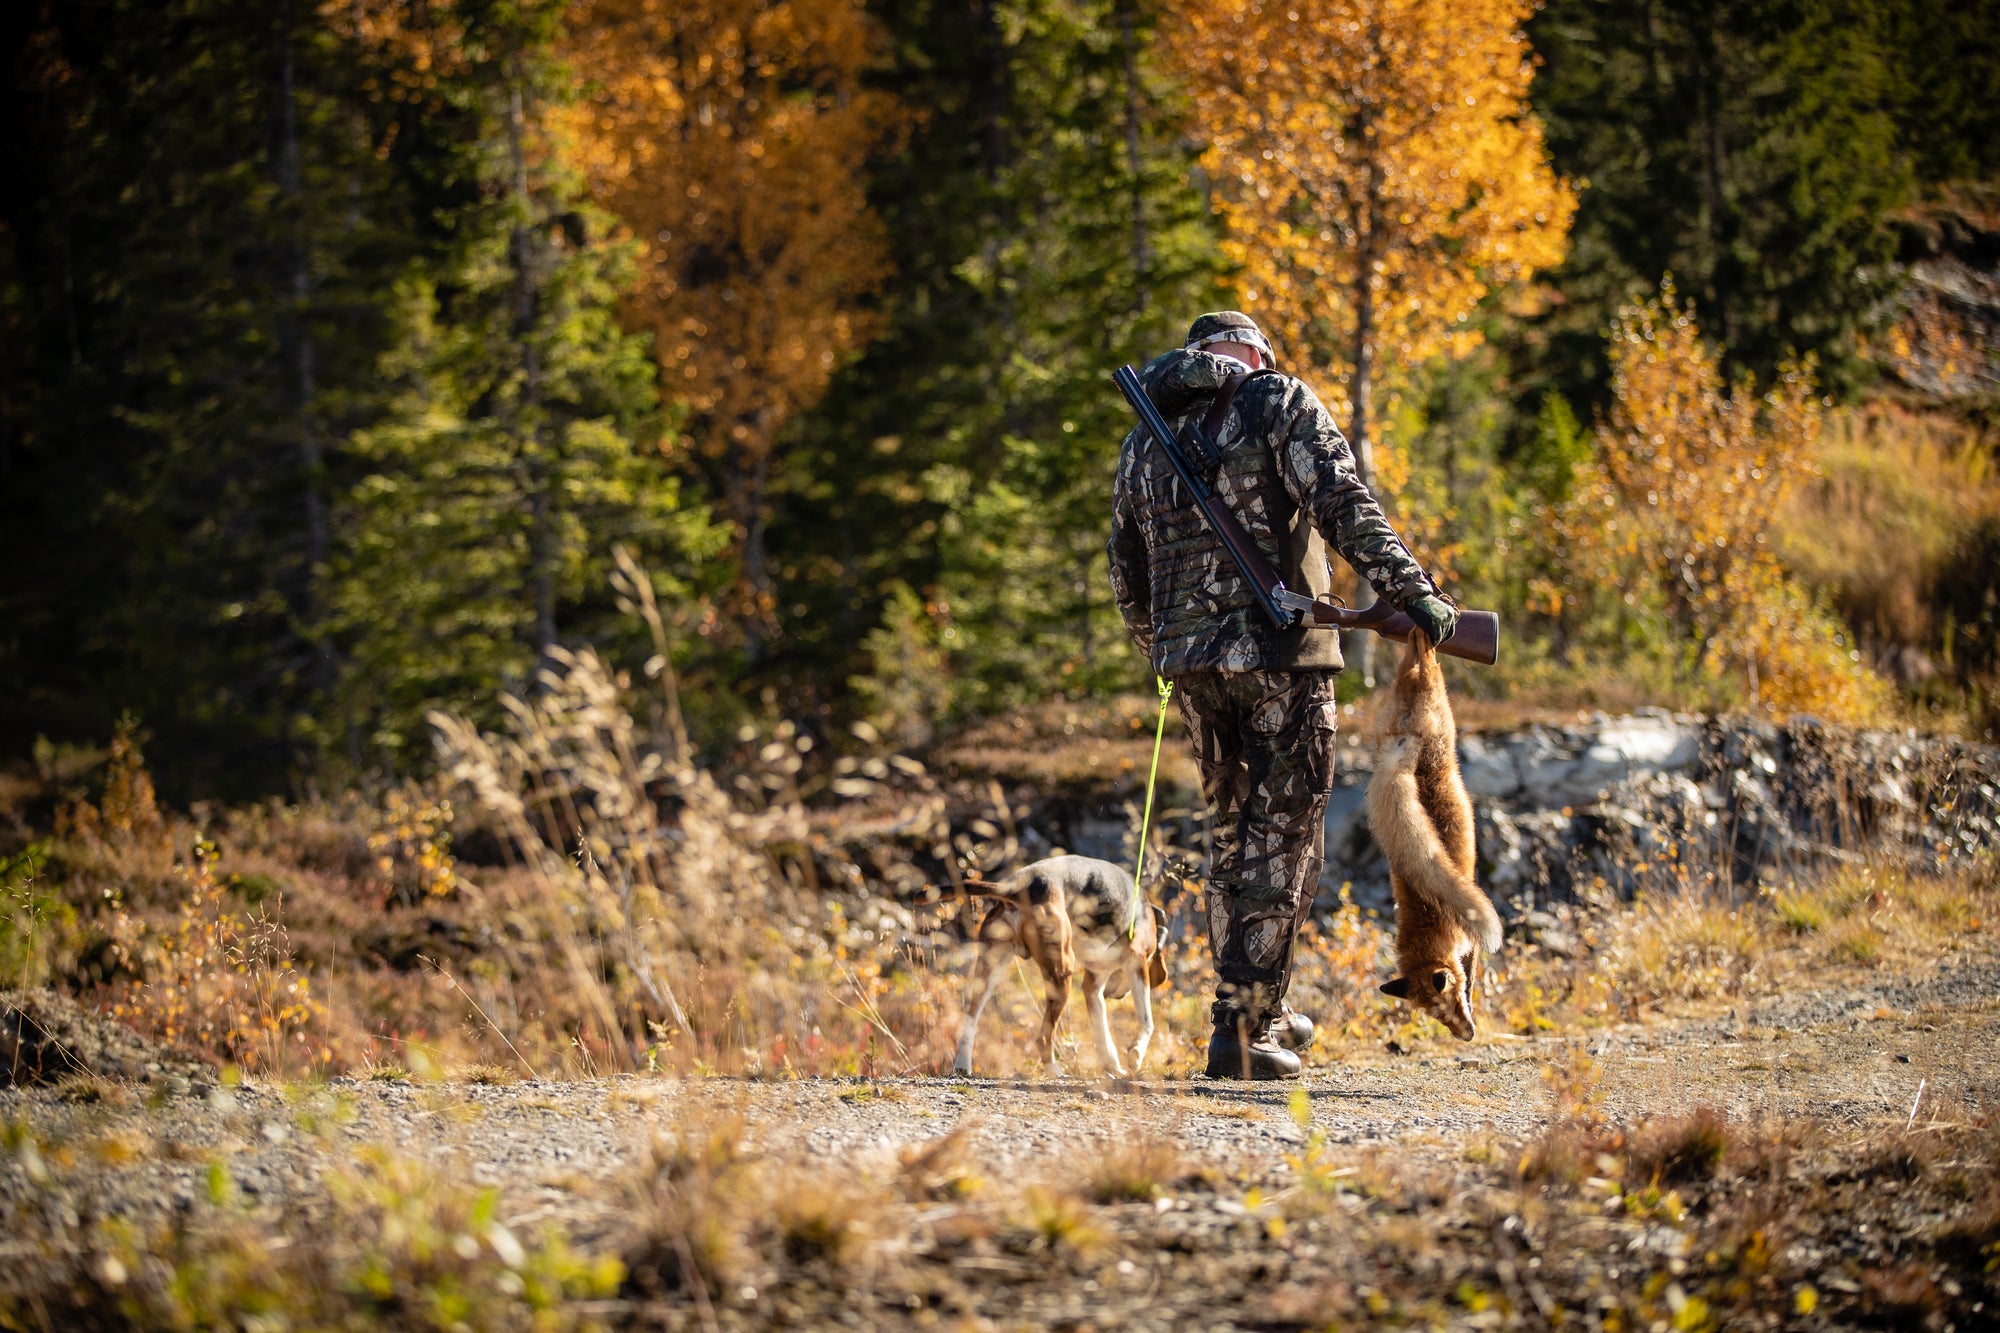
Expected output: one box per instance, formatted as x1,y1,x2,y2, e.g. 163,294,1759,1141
1082,974,1126,1078
951,948,1011,1076
1128,968,1155,1073
1033,965,1071,1077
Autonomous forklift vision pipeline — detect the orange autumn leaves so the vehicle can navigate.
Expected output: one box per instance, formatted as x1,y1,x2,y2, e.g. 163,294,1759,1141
1548,285,1891,722
1161,0,1575,431
556,0,900,622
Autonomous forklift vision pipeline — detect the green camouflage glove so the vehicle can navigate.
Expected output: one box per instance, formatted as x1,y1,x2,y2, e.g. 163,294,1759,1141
1404,594,1459,646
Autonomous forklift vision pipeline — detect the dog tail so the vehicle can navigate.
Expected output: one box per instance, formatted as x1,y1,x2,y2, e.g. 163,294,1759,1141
961,877,1028,906
1366,738,1504,953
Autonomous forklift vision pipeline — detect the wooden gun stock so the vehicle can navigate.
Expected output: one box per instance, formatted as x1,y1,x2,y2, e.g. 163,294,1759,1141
1306,601,1500,666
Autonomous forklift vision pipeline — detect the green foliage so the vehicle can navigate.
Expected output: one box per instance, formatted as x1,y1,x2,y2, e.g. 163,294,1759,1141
324,240,719,764
850,583,952,750
309,4,724,769
1883,0,2000,184
769,0,1222,719
1522,392,1590,505
43,1150,626,1331
0,0,718,787
0,0,423,791
1,843,75,990
1524,0,1913,407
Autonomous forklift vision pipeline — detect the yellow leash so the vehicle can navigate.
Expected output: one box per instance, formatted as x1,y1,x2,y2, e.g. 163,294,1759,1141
1130,676,1174,937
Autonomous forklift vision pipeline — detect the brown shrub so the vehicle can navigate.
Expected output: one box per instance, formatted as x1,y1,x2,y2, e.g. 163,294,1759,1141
1627,1106,1732,1184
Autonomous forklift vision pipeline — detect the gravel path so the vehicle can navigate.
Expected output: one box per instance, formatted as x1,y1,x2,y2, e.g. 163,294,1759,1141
9,939,1993,1254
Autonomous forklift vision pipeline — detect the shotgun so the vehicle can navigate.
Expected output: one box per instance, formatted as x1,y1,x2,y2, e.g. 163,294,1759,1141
1112,363,1499,667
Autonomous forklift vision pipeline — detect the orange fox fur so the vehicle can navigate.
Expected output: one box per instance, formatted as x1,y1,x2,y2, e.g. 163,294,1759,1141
1365,631,1504,1039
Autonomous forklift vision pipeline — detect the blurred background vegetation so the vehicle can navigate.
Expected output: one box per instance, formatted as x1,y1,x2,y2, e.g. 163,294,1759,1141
3,0,1998,798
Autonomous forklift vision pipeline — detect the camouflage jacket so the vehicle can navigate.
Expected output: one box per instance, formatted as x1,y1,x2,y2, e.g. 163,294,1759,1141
1107,348,1437,675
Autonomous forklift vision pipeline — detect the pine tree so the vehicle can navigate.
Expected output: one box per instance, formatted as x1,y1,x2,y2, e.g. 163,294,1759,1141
1522,0,1911,411
321,0,721,767
767,0,1221,719
0,0,417,791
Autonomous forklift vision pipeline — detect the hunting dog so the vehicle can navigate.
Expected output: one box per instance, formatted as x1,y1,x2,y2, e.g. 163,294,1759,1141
950,855,1170,1077
1367,631,1505,1039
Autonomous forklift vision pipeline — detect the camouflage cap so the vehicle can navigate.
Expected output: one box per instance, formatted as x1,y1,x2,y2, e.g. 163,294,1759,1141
1185,310,1275,363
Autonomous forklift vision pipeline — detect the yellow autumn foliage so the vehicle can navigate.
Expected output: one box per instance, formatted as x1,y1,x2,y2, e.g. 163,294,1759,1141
1555,283,1892,723
1161,0,1575,482
556,0,901,622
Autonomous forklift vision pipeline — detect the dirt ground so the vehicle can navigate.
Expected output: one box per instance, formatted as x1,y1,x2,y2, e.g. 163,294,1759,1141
5,930,1997,1332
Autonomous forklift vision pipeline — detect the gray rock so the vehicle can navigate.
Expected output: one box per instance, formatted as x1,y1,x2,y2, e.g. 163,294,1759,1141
1317,712,2000,918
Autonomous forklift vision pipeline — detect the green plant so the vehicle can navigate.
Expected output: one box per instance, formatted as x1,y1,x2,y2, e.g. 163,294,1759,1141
1020,1185,1103,1254
1,843,72,990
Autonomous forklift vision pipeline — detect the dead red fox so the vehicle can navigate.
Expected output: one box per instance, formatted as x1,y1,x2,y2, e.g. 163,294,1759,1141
1365,630,1504,1039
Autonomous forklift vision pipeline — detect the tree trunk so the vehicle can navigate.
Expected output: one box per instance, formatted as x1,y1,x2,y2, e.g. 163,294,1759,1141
506,79,555,663
1118,2,1150,310
275,0,332,700
739,415,774,665
1347,131,1382,688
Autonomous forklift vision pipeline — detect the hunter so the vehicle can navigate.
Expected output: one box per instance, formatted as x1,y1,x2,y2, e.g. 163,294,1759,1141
1108,310,1460,1080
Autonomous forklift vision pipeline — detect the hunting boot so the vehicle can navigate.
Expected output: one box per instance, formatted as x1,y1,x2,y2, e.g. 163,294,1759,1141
1204,1003,1302,1080
1266,1004,1315,1052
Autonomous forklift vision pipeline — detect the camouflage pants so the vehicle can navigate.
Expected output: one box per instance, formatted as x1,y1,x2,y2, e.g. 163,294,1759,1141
1173,669,1340,1021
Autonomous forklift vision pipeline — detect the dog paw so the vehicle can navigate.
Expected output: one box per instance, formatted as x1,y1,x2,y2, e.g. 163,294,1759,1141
950,1056,974,1076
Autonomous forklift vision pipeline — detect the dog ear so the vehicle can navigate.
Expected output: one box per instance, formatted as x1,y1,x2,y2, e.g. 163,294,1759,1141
1146,905,1170,988
1379,975,1410,999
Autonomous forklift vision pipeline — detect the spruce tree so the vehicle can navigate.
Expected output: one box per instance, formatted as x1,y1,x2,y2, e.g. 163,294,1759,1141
1522,0,1910,410
321,0,719,768
770,0,1220,720
0,0,415,792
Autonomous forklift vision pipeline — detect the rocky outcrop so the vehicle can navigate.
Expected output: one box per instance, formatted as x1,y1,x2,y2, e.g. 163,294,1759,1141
0,990,204,1088
1882,204,2000,406
1319,711,2000,919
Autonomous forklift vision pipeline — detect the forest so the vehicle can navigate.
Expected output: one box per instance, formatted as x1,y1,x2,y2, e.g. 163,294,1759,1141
2,0,1998,794
7,7,2000,1329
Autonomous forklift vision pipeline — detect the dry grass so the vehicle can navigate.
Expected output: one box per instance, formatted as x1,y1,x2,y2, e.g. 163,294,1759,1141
0,1138,623,1331
5,1058,1999,1330
1484,858,1999,1039
1626,1106,1732,1184
1084,1133,1184,1203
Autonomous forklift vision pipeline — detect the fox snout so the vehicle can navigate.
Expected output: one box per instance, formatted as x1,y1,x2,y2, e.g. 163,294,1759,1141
1379,949,1479,1040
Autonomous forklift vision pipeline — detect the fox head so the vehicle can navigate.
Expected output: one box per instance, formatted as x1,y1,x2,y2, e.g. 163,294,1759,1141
1379,939,1481,1040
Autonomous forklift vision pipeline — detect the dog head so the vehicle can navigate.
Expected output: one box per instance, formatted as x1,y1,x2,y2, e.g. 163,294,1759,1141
1379,936,1481,1040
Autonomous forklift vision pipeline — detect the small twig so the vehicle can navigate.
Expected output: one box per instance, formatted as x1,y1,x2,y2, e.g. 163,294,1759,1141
1906,1077,1927,1130
664,1207,721,1333
420,955,541,1081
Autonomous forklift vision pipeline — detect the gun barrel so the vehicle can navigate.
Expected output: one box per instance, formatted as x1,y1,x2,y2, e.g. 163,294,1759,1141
1308,602,1500,666
1113,363,1501,666
1113,365,1295,630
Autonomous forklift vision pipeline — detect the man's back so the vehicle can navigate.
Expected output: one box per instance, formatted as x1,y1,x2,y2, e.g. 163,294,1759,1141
1107,347,1434,675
